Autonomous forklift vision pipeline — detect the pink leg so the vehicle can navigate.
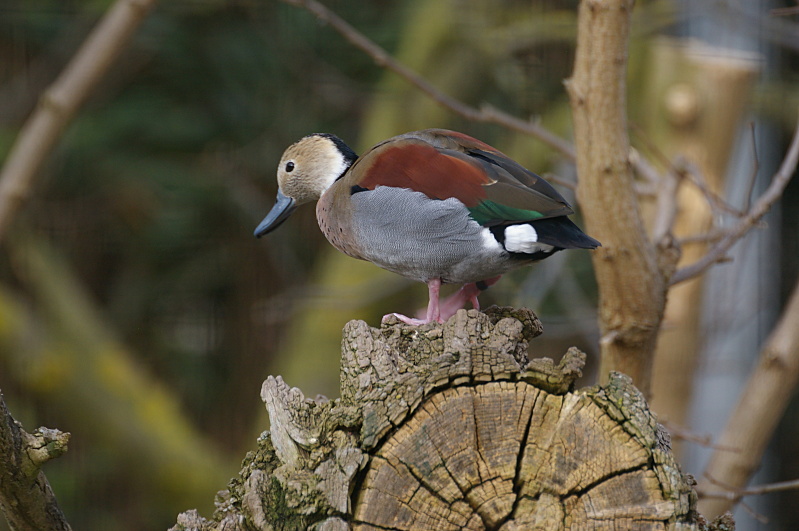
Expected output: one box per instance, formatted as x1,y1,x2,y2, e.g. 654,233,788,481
438,276,501,320
438,283,480,321
424,278,442,323
382,278,444,326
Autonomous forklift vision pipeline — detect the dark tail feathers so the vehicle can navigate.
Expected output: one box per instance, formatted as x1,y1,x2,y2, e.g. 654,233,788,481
530,217,600,250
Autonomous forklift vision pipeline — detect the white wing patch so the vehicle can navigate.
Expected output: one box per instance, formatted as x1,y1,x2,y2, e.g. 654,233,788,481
481,227,504,252
504,224,555,254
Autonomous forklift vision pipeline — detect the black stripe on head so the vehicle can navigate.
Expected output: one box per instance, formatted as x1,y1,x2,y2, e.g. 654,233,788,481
312,133,359,167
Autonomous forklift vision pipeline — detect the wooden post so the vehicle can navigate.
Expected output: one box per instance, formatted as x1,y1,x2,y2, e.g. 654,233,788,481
565,0,668,396
171,308,720,530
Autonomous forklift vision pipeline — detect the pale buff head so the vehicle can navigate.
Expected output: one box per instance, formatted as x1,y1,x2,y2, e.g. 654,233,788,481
276,134,355,205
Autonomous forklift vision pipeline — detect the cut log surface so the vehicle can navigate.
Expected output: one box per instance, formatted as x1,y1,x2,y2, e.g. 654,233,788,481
171,308,722,531
357,382,672,530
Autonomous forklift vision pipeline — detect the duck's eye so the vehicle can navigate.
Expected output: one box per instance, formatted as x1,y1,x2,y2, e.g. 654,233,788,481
285,161,295,173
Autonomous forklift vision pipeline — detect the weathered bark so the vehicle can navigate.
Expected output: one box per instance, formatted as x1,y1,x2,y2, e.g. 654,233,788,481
171,308,722,531
0,391,72,531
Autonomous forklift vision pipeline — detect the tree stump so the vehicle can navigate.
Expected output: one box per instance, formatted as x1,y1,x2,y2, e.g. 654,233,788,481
171,308,723,531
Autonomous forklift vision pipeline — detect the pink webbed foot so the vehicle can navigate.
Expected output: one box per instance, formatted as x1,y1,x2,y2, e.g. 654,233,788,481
381,313,434,326
383,278,444,326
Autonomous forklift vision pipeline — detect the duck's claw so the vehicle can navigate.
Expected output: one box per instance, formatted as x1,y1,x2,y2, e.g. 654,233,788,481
382,313,439,326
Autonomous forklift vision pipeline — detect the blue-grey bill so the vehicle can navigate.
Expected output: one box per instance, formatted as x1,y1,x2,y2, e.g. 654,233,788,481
254,189,297,237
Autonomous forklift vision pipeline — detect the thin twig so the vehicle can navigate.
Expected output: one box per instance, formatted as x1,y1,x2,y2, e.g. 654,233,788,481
675,157,745,218
280,0,576,159
740,500,770,525
632,124,745,236
697,477,799,502
676,229,728,246
702,471,773,523
282,0,685,222
743,121,759,212
670,111,799,285
283,0,798,293
633,122,746,220
542,172,576,191
661,421,739,452
651,167,679,244
0,0,158,242
629,146,662,187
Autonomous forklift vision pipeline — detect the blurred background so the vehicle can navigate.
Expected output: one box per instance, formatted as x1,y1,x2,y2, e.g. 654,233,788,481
0,0,797,529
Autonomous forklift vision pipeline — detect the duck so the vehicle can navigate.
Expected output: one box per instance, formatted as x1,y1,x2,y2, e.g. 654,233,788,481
255,129,600,325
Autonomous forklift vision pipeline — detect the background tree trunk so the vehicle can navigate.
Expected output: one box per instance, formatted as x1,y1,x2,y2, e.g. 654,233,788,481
171,309,718,530
565,0,670,396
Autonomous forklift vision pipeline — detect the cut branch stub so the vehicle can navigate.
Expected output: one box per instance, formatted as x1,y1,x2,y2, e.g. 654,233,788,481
173,308,714,531
0,391,72,531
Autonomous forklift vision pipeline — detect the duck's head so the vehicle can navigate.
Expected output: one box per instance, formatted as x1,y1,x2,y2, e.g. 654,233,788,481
254,133,357,237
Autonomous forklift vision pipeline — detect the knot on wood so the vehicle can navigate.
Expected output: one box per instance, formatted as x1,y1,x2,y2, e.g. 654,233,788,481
22,426,70,475
174,307,705,531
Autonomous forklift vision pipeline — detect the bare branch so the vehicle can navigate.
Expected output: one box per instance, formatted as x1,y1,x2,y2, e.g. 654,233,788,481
698,276,799,517
542,172,576,191
281,0,684,234
651,167,680,244
279,0,576,160
661,421,738,452
0,0,158,242
676,158,745,218
676,229,727,246
670,111,799,285
633,122,747,251
740,500,770,525
629,147,663,187
698,476,799,502
743,121,759,212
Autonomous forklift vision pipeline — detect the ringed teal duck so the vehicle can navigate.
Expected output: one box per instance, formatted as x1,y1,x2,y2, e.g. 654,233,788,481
255,129,600,325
